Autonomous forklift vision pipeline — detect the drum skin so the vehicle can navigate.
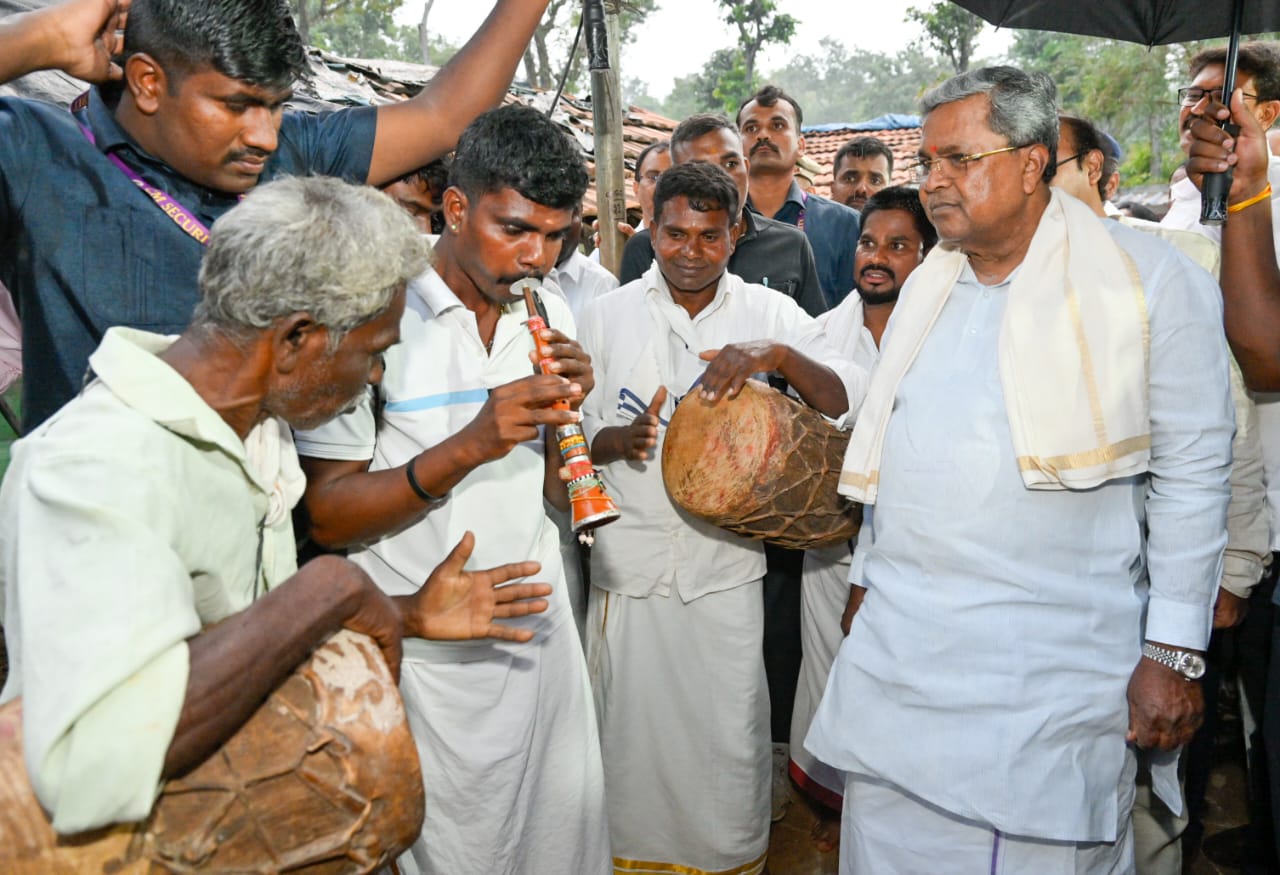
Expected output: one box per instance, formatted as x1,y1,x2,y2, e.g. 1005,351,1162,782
662,379,862,550
0,629,424,874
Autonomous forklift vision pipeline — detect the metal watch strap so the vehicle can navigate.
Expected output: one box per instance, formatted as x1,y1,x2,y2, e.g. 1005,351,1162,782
1141,642,1203,679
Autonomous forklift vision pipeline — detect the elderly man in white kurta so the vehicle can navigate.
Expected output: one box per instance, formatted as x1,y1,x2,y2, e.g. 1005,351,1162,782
806,67,1232,873
0,177,554,836
578,161,866,875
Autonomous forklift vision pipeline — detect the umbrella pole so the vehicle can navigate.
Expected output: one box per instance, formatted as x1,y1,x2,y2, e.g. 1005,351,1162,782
1200,0,1246,225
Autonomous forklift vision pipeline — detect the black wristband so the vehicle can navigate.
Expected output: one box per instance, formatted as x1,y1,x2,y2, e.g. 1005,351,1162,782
405,461,447,504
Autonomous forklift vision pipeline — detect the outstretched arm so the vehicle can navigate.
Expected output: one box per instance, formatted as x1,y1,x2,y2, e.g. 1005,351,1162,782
0,0,128,84
366,0,549,185
698,342,848,418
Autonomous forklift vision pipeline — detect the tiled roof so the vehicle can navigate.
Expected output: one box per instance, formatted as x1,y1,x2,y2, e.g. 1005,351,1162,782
293,50,681,218
800,125,923,199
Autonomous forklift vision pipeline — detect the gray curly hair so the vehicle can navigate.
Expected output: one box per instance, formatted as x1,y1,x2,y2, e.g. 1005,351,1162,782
194,175,431,349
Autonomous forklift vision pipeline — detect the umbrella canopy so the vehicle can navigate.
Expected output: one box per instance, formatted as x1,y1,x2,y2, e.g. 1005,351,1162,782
951,0,1280,47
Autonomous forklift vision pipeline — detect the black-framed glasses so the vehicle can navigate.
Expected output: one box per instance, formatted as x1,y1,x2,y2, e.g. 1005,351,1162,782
1054,151,1084,169
1177,86,1259,107
906,145,1023,184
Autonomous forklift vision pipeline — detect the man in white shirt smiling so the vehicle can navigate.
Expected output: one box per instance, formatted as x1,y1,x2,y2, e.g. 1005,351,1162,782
578,160,865,875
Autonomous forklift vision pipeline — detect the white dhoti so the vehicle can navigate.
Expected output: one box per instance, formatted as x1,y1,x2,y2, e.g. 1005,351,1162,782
588,582,770,875
396,617,611,875
788,542,852,810
840,751,1138,875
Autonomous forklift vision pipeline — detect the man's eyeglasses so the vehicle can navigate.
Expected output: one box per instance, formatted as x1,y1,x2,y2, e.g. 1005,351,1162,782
1177,86,1258,107
906,145,1023,184
1054,151,1084,169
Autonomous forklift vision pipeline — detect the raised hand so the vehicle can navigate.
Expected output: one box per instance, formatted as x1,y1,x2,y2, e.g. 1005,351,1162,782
394,531,552,644
40,0,129,82
1185,89,1270,203
623,386,666,461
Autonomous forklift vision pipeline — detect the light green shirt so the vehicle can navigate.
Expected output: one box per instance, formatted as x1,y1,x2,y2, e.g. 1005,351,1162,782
0,328,298,833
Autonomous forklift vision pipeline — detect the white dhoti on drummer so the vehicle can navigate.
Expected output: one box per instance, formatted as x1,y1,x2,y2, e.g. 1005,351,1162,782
578,255,866,875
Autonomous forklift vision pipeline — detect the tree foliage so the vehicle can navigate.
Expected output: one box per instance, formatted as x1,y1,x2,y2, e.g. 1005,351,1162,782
521,0,658,94
1006,31,1207,186
767,37,949,124
292,0,417,60
717,0,796,92
905,2,985,74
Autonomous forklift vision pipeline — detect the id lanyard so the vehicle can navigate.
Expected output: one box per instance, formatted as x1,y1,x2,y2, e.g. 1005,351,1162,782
71,91,234,246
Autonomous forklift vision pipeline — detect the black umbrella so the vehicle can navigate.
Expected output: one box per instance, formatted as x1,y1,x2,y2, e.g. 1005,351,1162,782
951,0,1280,223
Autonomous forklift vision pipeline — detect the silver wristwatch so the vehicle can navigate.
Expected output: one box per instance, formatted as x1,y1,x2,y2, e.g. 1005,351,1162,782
1141,642,1206,680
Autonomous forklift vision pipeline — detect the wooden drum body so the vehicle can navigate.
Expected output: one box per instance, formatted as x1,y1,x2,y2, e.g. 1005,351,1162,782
662,379,861,550
0,629,424,874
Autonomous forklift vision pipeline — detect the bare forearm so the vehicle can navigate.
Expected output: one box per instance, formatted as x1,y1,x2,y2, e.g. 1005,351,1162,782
164,558,366,778
779,348,849,418
0,8,56,82
303,436,484,548
1222,201,1280,389
367,0,550,183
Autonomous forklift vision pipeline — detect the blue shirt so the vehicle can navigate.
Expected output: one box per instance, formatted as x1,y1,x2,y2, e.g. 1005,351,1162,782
751,180,861,307
806,221,1231,842
0,89,377,428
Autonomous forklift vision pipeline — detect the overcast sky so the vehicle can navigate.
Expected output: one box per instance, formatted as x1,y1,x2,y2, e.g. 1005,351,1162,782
398,0,1014,99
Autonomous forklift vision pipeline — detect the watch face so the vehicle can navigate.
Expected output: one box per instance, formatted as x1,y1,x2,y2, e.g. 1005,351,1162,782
1178,653,1207,680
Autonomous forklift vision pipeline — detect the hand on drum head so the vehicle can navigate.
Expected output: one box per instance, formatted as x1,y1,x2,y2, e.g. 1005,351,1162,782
530,327,595,408
698,342,786,403
393,531,552,644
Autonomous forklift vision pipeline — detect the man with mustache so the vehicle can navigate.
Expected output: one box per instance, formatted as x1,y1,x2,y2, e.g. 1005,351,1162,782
0,175,554,835
0,0,551,430
578,159,864,875
806,67,1231,872
788,185,935,853
295,105,610,875
738,85,863,308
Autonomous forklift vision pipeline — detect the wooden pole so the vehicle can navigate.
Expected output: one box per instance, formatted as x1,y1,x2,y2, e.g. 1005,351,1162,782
585,0,627,277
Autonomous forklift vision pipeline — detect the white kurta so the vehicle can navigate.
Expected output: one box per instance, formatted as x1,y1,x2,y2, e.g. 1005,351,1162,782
295,268,610,875
578,264,865,875
807,220,1232,844
0,328,297,833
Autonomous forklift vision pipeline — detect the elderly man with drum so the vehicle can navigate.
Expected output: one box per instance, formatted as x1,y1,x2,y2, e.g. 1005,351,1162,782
577,160,865,875
806,66,1233,873
0,176,551,859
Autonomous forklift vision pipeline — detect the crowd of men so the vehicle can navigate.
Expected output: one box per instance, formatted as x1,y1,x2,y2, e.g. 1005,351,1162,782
1,0,1279,873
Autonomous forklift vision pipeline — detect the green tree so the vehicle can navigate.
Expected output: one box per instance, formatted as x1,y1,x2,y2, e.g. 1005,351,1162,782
521,0,658,94
1007,32,1206,185
659,47,744,118
292,0,409,59
905,2,985,74
717,1,797,93
766,38,948,123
